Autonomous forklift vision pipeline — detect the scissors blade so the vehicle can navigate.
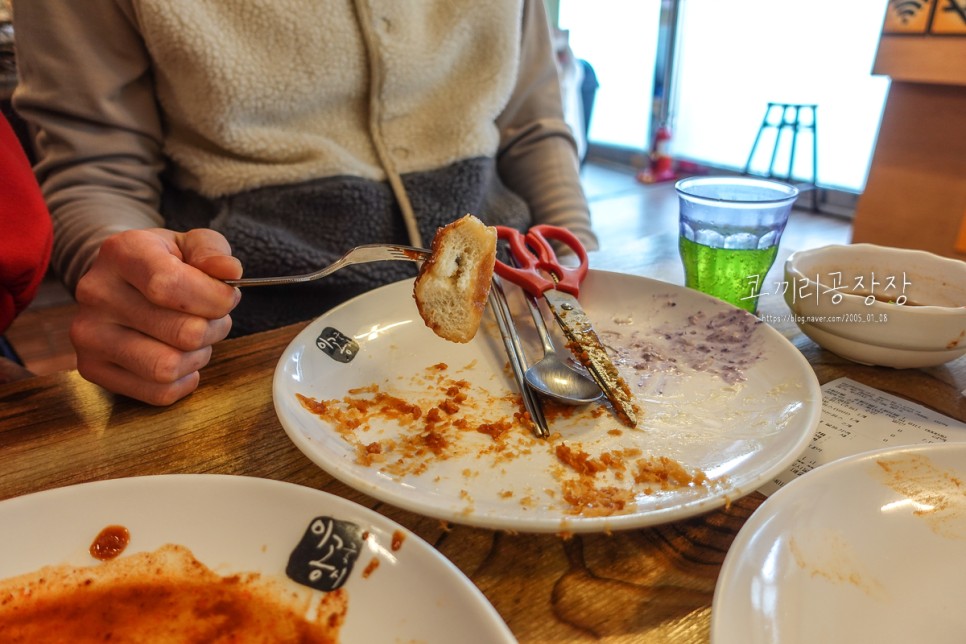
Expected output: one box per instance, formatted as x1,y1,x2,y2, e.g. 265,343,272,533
541,290,638,428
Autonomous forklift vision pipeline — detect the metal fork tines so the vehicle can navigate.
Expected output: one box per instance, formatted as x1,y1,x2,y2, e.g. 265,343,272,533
488,276,549,438
225,244,429,287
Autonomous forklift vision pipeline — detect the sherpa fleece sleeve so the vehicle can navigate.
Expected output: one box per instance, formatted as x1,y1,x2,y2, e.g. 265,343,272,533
495,0,598,251
12,0,166,295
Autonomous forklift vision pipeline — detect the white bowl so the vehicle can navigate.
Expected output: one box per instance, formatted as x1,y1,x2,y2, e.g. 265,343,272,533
784,244,966,368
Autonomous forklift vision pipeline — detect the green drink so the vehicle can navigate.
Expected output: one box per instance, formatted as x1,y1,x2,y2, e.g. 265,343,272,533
675,176,799,315
679,237,778,313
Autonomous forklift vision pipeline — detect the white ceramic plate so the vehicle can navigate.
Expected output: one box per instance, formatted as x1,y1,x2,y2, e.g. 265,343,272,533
712,442,966,644
275,270,821,533
0,475,514,643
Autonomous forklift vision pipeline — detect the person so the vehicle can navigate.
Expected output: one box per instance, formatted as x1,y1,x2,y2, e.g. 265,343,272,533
0,111,53,382
12,0,598,406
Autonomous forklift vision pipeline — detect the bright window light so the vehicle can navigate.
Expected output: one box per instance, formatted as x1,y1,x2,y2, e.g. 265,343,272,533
558,0,662,150
671,0,891,192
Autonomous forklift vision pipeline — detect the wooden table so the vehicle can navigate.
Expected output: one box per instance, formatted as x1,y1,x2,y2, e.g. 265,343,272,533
2,237,964,642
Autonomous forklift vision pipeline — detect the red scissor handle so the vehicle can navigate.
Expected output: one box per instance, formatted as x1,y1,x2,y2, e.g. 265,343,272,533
493,225,588,297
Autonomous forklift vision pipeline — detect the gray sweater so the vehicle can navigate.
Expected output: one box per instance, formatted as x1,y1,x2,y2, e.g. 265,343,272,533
14,0,597,333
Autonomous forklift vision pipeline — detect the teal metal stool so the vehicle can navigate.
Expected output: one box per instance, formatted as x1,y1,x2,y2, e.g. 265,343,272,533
743,102,818,211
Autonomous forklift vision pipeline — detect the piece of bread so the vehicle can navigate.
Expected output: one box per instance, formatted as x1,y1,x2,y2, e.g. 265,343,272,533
414,214,497,343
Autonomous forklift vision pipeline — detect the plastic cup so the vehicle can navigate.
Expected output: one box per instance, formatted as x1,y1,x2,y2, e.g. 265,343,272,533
676,176,799,314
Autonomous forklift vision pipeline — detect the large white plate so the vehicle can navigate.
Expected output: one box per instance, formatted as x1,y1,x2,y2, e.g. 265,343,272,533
274,270,821,533
712,443,966,644
0,475,514,643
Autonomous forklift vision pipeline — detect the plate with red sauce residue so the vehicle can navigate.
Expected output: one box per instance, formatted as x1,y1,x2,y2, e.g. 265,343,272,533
712,443,966,644
274,271,822,534
0,475,514,643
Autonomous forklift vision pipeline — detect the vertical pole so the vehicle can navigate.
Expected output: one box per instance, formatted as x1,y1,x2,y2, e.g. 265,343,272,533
787,105,801,183
744,105,770,175
649,0,680,149
766,104,785,179
810,105,819,211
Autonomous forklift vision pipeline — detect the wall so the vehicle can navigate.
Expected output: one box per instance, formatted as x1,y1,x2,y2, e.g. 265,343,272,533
851,1,966,260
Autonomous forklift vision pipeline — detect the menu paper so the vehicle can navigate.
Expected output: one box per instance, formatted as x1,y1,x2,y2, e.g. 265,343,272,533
758,377,966,497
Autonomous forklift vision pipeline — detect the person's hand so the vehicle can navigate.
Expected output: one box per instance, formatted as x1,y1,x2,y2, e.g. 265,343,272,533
70,228,243,405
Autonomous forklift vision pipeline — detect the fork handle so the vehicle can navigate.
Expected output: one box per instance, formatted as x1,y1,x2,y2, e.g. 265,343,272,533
225,275,318,287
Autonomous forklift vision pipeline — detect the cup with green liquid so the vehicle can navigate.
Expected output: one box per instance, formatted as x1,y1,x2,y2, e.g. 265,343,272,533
676,176,799,314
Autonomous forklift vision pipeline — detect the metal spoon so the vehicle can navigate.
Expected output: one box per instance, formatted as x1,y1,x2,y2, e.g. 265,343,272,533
522,294,603,405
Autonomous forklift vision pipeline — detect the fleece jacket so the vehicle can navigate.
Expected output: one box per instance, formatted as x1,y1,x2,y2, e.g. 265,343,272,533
13,0,595,334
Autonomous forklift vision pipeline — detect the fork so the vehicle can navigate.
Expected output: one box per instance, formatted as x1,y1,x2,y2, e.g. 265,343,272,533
224,244,429,287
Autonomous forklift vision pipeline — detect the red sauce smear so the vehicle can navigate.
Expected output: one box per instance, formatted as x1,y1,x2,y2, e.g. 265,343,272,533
89,525,130,561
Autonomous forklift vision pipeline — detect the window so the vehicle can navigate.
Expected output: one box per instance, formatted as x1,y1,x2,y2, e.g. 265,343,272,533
558,0,662,151
671,0,890,192
559,0,891,194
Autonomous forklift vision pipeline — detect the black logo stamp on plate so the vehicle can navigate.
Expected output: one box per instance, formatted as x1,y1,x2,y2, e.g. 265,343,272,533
315,327,358,363
286,516,364,592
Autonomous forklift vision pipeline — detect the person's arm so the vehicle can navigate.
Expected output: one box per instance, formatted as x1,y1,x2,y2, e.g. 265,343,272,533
0,114,52,335
495,0,599,251
12,0,166,294
13,0,242,405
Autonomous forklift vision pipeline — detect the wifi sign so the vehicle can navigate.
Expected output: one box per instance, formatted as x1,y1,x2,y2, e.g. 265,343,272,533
883,0,934,32
892,0,928,22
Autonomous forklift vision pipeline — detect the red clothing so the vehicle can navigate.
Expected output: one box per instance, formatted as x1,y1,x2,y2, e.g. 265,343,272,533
0,114,52,333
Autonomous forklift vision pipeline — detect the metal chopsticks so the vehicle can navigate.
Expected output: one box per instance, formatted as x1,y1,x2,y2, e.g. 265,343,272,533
488,276,549,438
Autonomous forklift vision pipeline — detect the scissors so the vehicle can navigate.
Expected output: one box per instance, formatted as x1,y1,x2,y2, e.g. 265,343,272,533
493,225,638,428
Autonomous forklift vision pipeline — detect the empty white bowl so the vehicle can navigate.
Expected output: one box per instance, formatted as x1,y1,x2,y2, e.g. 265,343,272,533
784,244,966,368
